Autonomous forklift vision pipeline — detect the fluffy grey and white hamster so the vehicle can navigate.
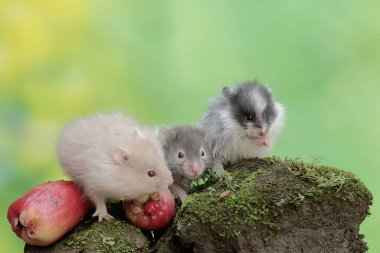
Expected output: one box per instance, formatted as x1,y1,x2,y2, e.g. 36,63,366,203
159,125,214,201
199,81,285,173
57,112,173,221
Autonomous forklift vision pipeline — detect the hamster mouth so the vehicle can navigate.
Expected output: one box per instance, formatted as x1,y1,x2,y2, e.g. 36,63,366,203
186,172,201,180
247,134,269,146
247,134,258,140
247,134,262,141
187,175,199,180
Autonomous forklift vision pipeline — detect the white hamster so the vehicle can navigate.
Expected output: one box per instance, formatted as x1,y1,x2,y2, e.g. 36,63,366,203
199,81,285,173
57,112,173,221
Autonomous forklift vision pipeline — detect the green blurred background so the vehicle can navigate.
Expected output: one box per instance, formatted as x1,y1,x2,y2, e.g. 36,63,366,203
1,0,379,252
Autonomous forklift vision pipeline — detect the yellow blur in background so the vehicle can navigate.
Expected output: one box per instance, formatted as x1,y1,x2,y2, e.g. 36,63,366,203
1,1,379,252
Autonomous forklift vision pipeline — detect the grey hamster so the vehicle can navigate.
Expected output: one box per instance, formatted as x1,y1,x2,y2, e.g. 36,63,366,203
199,81,285,173
159,125,214,201
57,112,173,221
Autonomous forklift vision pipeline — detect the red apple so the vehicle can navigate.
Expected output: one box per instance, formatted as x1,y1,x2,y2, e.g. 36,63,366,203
7,181,92,246
123,189,175,230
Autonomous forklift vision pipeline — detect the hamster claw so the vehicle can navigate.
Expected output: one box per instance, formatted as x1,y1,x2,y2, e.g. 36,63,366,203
93,210,114,222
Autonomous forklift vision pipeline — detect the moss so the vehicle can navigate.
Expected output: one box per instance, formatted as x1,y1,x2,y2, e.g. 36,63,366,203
176,168,278,238
62,202,149,253
279,157,372,205
175,157,372,239
189,167,220,193
63,219,147,253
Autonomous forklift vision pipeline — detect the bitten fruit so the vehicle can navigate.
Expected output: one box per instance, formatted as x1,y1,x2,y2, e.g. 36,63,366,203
7,181,92,246
124,189,175,231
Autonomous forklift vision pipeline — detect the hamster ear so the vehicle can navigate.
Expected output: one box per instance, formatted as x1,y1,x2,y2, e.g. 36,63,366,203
222,87,236,100
112,148,129,165
158,127,176,143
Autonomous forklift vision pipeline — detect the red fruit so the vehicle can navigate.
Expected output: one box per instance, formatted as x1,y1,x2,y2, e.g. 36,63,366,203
7,181,92,246
124,189,175,231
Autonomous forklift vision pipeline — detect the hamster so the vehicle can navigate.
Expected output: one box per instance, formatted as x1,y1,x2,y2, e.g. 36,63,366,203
57,112,173,221
159,126,214,201
199,81,285,173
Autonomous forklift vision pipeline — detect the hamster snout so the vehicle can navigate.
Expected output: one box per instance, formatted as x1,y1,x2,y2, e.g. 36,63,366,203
184,162,203,179
247,127,269,138
257,129,269,137
161,177,174,189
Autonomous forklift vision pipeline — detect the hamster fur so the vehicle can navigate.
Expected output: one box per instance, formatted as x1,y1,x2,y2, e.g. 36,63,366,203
199,81,285,173
57,112,173,221
159,125,213,201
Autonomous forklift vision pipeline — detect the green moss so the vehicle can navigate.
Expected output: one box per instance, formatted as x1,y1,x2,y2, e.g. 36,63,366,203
62,203,149,253
175,157,372,239
279,157,372,204
176,168,278,238
63,218,148,253
189,167,220,193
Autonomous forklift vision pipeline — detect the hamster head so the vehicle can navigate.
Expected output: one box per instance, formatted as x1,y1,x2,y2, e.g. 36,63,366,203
222,81,284,140
160,126,213,180
112,130,173,199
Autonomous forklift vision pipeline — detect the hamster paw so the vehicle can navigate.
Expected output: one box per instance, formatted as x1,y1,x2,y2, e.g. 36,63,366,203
215,160,226,175
169,185,188,202
93,209,114,222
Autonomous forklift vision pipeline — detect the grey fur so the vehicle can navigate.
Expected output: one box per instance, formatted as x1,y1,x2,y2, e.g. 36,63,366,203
159,125,214,201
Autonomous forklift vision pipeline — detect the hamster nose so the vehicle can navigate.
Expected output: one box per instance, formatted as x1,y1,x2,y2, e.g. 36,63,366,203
190,164,201,176
258,129,268,137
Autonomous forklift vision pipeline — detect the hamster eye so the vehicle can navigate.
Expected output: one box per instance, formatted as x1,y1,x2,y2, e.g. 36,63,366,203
246,114,253,121
201,150,205,156
148,171,156,177
178,152,184,158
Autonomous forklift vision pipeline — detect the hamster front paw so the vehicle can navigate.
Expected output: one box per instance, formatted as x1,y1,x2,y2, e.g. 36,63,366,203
93,208,114,222
169,185,188,202
215,160,226,175
92,198,114,222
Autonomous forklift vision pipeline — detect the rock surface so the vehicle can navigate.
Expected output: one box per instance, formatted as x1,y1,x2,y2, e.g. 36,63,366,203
24,158,372,253
154,158,372,253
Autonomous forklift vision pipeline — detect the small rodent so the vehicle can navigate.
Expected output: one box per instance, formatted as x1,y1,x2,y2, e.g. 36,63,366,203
159,125,214,201
199,81,285,173
57,112,173,221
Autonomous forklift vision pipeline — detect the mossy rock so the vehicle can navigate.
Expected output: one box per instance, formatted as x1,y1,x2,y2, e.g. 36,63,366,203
24,158,372,253
154,157,372,253
25,202,149,253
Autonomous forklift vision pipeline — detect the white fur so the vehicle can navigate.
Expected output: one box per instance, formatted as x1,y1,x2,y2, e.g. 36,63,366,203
251,90,267,114
57,112,173,221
